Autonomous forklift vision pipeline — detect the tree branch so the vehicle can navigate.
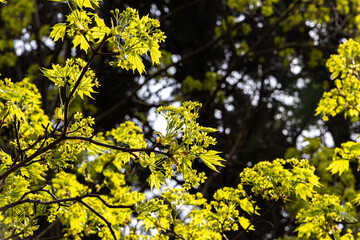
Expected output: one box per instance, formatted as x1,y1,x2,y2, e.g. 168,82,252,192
62,134,177,163
0,136,64,183
0,192,134,240
0,192,134,213
0,35,112,187
233,201,279,240
87,193,135,210
13,117,22,152
63,34,111,135
78,199,118,240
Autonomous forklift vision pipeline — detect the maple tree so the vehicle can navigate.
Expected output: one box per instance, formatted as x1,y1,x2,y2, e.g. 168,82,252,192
2,0,360,240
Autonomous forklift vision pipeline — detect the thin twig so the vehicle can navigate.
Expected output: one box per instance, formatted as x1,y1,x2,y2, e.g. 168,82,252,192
21,122,55,152
95,20,242,123
63,34,111,135
33,219,60,240
0,35,111,183
88,193,135,210
78,199,118,240
82,32,95,52
233,201,279,240
19,185,46,201
0,136,64,182
63,134,168,156
13,117,22,152
0,192,134,212
3,229,21,240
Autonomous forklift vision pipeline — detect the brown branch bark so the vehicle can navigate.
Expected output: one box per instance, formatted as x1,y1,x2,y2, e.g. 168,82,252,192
234,201,280,240
1,192,135,240
0,192,134,213
0,136,64,183
78,199,118,240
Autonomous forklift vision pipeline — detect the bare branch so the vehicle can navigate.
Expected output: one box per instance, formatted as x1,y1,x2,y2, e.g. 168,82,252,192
1,191,135,240
13,117,22,152
0,192,134,214
0,35,113,182
0,195,75,212
63,134,175,161
88,193,135,210
19,123,54,154
95,19,240,124
64,134,158,153
78,199,118,240
233,201,279,240
19,185,46,201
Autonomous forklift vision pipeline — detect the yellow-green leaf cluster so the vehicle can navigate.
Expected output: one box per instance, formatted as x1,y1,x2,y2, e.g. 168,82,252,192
240,158,321,201
326,141,360,176
49,0,165,75
156,101,224,189
316,39,360,121
107,121,147,149
109,8,166,74
295,194,356,239
0,77,52,140
50,172,141,239
42,58,99,100
136,186,257,239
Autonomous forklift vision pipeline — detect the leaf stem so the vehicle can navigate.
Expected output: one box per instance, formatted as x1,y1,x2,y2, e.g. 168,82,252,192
63,34,111,135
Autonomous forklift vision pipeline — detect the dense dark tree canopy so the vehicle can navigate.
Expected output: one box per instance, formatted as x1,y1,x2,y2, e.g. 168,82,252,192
93,0,357,198
2,0,360,239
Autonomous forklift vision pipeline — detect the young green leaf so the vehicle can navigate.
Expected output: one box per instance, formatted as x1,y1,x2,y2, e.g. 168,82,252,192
73,34,90,53
326,160,349,176
74,0,100,9
295,223,314,239
238,216,254,231
49,23,67,42
239,198,259,215
149,42,162,65
199,150,225,172
295,183,312,200
127,52,145,75
147,171,165,190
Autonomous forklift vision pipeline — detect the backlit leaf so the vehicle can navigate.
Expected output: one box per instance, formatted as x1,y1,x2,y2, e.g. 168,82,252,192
147,171,165,190
238,216,254,231
73,34,89,53
149,42,161,65
295,223,314,238
127,52,145,75
326,160,349,176
295,183,312,200
240,198,259,215
49,23,66,42
199,150,225,172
